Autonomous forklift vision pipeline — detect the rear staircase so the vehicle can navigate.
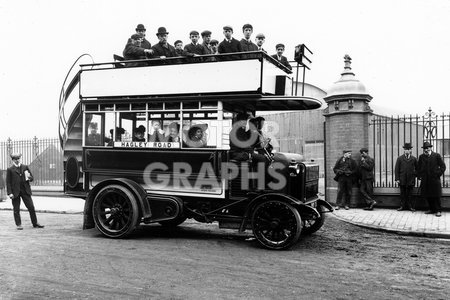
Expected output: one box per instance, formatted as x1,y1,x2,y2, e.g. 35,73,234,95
59,55,91,197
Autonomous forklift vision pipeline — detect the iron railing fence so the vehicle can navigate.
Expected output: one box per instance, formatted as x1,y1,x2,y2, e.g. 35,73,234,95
0,137,63,186
370,108,450,190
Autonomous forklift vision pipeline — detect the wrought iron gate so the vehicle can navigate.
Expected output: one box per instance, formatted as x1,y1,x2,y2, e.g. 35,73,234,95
370,108,450,194
0,137,63,186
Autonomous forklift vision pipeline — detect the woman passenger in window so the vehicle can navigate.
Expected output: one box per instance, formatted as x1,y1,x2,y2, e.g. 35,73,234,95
165,122,180,142
185,124,208,147
148,120,165,142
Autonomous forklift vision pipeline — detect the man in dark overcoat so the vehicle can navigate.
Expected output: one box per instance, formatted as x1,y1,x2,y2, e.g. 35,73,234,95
184,30,208,56
151,27,177,58
218,26,243,60
240,24,258,52
271,43,292,70
417,141,446,217
358,148,376,210
6,153,44,230
201,30,213,54
123,34,154,67
394,142,418,211
333,149,357,210
134,24,152,50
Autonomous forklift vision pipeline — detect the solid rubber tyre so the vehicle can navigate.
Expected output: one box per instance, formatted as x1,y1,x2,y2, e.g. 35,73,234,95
252,200,302,250
92,184,139,238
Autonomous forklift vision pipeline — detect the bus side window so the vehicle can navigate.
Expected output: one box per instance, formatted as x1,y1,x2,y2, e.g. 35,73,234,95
184,124,208,148
85,114,103,146
164,121,181,143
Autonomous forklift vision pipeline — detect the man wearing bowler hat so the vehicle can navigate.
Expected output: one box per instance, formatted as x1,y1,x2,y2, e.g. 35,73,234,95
134,24,152,50
395,143,418,211
151,27,177,58
333,149,357,210
417,141,446,217
6,153,44,230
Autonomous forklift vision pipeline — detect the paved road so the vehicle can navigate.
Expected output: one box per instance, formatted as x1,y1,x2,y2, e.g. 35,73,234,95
0,211,449,299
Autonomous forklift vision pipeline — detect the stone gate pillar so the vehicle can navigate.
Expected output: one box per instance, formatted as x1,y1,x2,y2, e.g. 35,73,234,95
323,55,373,207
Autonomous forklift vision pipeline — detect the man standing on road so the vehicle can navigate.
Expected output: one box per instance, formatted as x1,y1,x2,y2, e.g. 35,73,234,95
358,148,376,210
394,143,418,211
333,150,357,210
417,141,446,217
6,153,44,230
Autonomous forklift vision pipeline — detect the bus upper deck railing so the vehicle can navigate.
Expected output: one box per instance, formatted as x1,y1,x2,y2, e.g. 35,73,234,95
79,51,293,74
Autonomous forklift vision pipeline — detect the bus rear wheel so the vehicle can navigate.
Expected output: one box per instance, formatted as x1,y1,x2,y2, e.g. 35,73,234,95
252,200,302,250
93,184,139,238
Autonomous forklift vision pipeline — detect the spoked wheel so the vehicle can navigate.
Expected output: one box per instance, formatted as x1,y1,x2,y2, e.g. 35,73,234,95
93,185,139,238
252,200,302,250
302,205,326,235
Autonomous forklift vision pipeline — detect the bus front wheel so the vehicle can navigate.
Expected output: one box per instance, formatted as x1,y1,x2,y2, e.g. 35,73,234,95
252,200,302,250
92,184,139,238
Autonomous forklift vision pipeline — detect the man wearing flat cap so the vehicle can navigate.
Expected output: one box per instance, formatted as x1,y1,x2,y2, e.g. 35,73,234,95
151,27,177,58
255,33,266,52
417,141,446,217
218,25,243,60
184,30,207,57
395,143,418,211
358,147,376,210
123,33,154,67
209,39,219,60
240,24,258,52
271,43,292,70
6,153,44,230
201,30,213,54
333,149,357,210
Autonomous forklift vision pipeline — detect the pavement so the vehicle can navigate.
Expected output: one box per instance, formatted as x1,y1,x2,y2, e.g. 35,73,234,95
0,194,449,239
0,195,84,214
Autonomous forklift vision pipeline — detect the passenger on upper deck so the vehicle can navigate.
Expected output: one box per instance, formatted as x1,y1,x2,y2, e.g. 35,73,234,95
201,30,213,54
184,30,208,56
240,24,258,52
218,26,243,59
210,40,219,54
134,24,152,50
123,34,154,67
255,33,266,52
271,43,292,70
148,120,165,142
174,40,186,56
151,27,177,58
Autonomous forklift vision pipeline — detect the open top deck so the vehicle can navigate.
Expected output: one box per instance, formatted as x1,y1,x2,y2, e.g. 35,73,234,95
78,52,321,110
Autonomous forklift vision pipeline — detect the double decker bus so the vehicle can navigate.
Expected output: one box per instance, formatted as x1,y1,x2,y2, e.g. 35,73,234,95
59,51,332,250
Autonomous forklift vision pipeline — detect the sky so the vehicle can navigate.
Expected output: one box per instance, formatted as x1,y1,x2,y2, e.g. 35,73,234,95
0,0,449,140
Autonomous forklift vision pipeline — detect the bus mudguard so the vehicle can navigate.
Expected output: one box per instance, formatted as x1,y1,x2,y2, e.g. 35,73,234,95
84,178,151,229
